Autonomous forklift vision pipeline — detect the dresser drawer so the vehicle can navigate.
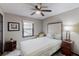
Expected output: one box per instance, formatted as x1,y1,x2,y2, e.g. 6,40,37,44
5,41,16,51
61,48,72,56
61,40,73,56
62,42,71,47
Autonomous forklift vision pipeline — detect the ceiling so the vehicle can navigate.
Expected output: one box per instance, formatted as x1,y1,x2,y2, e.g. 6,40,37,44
0,3,79,20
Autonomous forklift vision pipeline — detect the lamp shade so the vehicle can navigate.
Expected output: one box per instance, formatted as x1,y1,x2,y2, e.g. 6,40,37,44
64,25,73,32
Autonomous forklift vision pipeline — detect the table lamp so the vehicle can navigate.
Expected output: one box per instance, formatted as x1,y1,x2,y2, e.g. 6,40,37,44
64,25,73,41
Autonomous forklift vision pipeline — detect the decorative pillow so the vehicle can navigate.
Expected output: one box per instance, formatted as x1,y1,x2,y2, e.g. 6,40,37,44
37,32,46,38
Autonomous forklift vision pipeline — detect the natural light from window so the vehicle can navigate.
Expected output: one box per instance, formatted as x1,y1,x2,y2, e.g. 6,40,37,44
23,21,34,37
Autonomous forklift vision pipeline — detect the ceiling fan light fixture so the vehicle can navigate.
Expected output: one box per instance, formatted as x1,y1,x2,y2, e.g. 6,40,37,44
30,3,52,16
36,10,41,14
38,5,41,9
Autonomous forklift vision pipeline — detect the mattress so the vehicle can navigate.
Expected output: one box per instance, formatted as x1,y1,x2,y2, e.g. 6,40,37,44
20,37,62,56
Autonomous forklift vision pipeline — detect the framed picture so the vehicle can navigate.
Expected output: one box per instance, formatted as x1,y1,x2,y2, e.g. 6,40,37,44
8,22,20,31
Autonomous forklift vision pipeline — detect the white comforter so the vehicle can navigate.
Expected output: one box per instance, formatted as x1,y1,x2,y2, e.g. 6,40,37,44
20,37,62,56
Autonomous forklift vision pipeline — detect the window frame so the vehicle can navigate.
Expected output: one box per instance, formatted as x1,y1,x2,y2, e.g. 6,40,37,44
22,21,34,38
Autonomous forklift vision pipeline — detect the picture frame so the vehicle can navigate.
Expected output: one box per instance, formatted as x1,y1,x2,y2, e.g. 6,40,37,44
8,22,20,31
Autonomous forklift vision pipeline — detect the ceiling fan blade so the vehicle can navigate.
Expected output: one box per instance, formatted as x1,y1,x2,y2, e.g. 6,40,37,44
35,3,42,10
41,10,52,12
35,5,40,10
31,12,35,15
41,12,44,16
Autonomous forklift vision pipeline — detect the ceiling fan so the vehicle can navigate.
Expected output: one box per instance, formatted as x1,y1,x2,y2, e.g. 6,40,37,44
30,3,52,16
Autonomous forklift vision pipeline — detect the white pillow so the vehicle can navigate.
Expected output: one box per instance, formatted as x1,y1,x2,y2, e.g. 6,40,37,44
47,34,54,39
54,34,61,40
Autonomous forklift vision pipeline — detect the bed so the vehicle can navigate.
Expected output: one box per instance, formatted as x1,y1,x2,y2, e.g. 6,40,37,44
20,37,62,56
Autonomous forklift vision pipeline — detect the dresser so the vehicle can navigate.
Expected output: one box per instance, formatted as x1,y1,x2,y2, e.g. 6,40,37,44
5,41,16,51
61,40,73,56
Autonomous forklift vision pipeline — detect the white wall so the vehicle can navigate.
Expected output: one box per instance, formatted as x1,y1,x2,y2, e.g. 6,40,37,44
4,13,43,49
43,8,79,54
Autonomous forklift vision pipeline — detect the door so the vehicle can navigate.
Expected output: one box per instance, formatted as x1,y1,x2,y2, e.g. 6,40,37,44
0,14,3,55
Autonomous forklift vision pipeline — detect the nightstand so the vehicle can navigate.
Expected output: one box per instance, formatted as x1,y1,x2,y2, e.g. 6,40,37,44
5,41,16,51
61,40,73,56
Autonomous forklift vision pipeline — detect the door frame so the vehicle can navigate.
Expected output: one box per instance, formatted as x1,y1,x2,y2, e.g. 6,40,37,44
0,13,3,55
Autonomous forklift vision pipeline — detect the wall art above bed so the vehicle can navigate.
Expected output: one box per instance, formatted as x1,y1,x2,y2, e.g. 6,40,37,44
8,22,20,31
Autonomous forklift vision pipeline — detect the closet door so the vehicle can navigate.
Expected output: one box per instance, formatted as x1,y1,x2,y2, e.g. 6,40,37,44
0,14,3,55
47,22,63,40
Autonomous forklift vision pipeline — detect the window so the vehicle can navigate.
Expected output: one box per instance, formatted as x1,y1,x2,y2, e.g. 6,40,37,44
22,21,34,37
